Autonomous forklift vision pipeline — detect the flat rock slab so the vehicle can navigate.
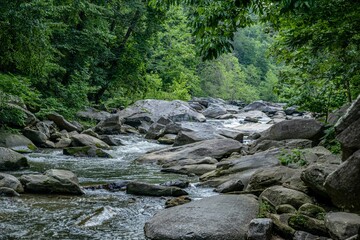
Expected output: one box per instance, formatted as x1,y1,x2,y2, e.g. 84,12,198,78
137,139,242,166
144,194,259,240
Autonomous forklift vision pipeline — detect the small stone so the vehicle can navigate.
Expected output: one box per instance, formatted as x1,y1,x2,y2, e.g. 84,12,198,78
247,218,273,240
276,204,297,214
165,196,191,208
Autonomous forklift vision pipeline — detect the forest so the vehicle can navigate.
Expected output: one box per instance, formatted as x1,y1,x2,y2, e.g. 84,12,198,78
1,0,359,128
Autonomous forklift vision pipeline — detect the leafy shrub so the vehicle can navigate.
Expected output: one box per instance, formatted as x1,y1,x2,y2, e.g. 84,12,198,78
278,148,308,167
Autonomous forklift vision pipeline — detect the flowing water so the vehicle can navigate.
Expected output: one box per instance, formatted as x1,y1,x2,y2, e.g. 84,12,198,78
0,135,216,240
0,118,271,240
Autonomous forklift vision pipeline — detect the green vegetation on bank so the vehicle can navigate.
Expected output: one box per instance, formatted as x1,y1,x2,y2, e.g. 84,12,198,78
1,0,359,127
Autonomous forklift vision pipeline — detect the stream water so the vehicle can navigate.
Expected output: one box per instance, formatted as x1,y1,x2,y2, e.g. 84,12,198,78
0,134,217,240
0,117,271,240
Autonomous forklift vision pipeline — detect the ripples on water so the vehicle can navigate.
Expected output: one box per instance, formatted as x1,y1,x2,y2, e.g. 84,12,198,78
0,134,216,240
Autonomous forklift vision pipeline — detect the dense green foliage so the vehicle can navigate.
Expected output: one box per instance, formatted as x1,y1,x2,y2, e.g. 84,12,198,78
1,0,358,127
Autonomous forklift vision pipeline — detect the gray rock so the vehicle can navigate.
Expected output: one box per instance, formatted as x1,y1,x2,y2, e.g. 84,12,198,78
247,218,273,240
214,179,244,193
324,150,360,211
0,187,20,197
259,119,324,142
126,182,188,197
301,163,339,198
202,103,227,118
76,107,112,122
136,138,242,166
161,164,216,176
298,203,325,220
95,115,123,134
0,147,29,170
22,128,48,146
201,149,281,188
246,166,299,191
117,100,206,128
158,134,177,144
63,146,112,158
216,128,244,142
293,231,330,240
243,101,283,115
260,186,313,209
165,196,191,208
54,137,72,148
174,130,225,146
160,180,189,189
47,112,82,132
98,135,123,146
71,134,110,150
245,116,260,123
335,95,360,133
81,129,100,138
325,212,360,240
20,169,84,195
250,139,313,154
144,195,259,240
0,173,24,193
288,214,328,237
276,204,297,214
0,133,37,153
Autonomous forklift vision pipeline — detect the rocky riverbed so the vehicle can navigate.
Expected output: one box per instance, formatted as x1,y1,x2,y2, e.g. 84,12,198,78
1,97,360,240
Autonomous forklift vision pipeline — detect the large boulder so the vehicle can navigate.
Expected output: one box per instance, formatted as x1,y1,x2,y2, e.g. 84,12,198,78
335,95,360,160
76,107,112,122
71,134,110,150
161,164,216,176
324,150,360,211
0,147,29,170
174,130,225,146
22,127,48,146
126,182,188,197
19,169,84,195
202,103,227,118
0,173,24,193
243,101,284,115
136,139,242,166
325,212,360,240
301,163,339,198
250,139,313,154
63,146,112,158
259,119,324,142
259,186,313,209
144,194,259,240
0,133,37,153
47,112,82,132
246,166,300,191
200,149,281,187
116,100,206,128
94,115,123,135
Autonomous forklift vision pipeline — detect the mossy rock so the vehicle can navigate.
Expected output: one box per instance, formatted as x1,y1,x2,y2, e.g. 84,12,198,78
276,204,297,214
288,214,328,237
298,203,326,220
0,133,37,153
63,146,112,158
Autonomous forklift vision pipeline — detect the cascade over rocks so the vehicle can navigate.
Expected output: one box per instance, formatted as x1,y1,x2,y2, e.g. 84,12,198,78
144,194,259,240
20,169,84,195
243,100,284,115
